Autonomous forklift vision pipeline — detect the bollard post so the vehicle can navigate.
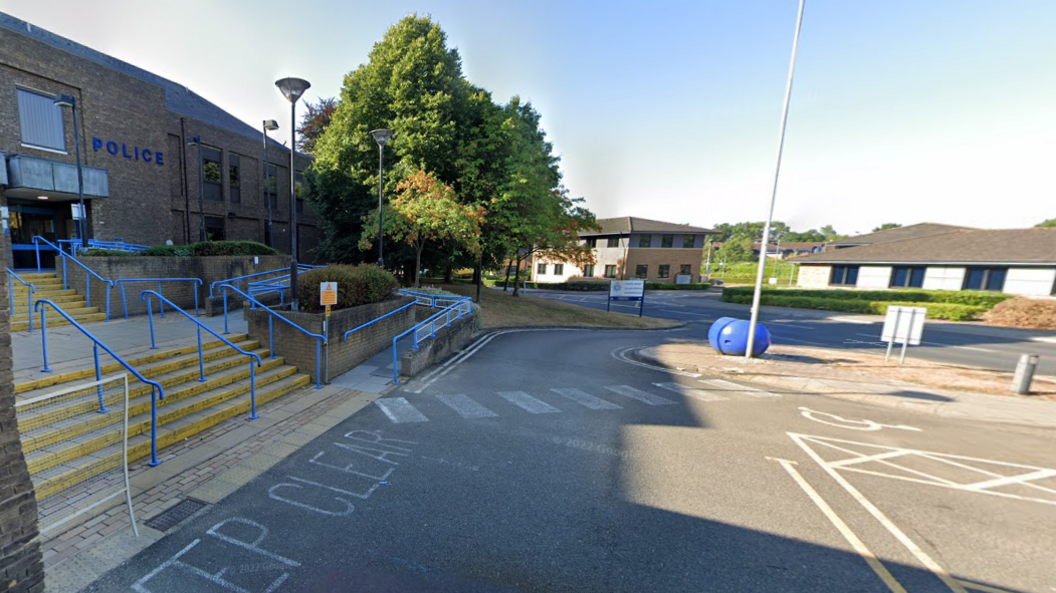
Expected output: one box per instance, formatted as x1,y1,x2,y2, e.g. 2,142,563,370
1011,354,1039,395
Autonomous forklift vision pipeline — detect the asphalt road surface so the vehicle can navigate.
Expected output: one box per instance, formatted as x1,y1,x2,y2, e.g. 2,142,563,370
530,288,1056,376
88,328,1055,592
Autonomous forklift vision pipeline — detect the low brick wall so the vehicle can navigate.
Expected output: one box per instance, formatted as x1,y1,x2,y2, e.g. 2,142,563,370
399,315,476,378
63,255,290,318
245,296,415,383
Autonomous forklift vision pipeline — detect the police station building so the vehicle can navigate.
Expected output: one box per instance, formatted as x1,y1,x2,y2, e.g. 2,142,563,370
0,12,320,268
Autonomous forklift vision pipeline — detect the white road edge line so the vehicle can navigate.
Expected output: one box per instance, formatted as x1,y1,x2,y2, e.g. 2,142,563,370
770,457,907,593
789,433,969,593
611,347,701,378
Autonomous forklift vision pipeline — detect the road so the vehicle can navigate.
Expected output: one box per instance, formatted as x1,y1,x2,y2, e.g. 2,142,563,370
529,288,1056,376
88,328,1055,592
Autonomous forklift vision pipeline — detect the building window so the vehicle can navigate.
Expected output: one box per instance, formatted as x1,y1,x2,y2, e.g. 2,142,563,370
890,266,925,288
635,264,648,279
661,234,674,248
202,146,223,201
604,265,617,278
204,216,225,241
680,264,692,277
583,264,595,278
606,236,619,248
830,265,860,286
17,89,66,151
537,263,547,275
658,264,670,278
554,264,564,275
584,237,597,248
229,154,241,204
682,235,695,248
638,234,652,248
266,164,280,209
963,267,1007,292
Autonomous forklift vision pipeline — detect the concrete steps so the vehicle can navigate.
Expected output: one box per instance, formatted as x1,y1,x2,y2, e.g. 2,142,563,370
7,272,104,332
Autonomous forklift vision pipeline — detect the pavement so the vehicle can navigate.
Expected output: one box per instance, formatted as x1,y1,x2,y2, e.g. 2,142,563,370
632,341,1056,429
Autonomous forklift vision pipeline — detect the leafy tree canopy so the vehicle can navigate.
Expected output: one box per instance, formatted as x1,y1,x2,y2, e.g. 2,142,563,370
296,97,336,155
872,222,903,232
1035,218,1056,228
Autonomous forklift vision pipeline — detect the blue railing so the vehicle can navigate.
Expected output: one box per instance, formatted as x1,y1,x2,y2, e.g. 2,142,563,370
391,299,474,384
208,264,319,300
35,299,166,466
59,238,149,255
342,301,417,343
396,289,470,310
217,283,326,389
114,278,203,319
6,268,36,333
141,291,264,419
32,236,114,319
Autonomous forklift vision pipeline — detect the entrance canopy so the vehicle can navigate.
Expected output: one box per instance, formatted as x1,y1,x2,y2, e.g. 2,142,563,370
4,153,109,202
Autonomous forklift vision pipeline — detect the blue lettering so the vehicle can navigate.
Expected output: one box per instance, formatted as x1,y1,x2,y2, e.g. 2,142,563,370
122,144,132,158
142,149,152,163
155,152,164,166
134,147,140,161
106,141,118,155
92,138,103,152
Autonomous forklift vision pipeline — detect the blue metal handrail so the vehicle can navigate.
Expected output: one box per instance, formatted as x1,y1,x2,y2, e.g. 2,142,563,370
141,290,264,420
391,299,473,384
61,238,149,254
208,265,312,300
218,283,326,389
396,289,471,310
32,236,114,318
35,299,166,466
342,301,416,343
6,268,36,333
114,278,203,319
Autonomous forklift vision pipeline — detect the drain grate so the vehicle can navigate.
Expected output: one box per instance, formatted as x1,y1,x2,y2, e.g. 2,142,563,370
144,498,208,531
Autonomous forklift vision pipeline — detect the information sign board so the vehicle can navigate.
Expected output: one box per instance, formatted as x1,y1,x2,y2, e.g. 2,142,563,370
609,279,644,300
320,282,338,306
881,306,926,345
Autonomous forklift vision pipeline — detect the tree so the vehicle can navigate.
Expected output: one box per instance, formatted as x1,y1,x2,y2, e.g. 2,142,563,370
359,169,483,287
818,224,845,241
296,97,336,155
715,235,754,263
1036,218,1056,228
872,222,903,232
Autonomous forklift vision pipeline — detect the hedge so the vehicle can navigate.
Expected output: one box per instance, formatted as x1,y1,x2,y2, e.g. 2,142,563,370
481,279,711,291
296,264,399,313
80,248,134,256
139,241,279,257
723,293,987,321
720,286,1012,308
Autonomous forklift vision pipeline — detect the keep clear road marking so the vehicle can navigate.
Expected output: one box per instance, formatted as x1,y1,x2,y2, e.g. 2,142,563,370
375,398,429,424
604,385,676,406
653,382,729,402
770,457,908,593
436,393,498,419
496,391,561,414
551,388,622,410
700,378,780,398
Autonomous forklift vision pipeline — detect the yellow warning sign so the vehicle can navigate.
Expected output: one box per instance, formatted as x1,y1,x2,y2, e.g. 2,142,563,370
320,282,338,306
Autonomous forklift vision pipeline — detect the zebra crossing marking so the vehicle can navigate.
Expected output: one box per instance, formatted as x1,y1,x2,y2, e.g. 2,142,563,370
551,388,622,410
375,397,429,423
653,382,729,402
435,393,498,419
604,385,676,406
700,378,780,398
497,391,561,414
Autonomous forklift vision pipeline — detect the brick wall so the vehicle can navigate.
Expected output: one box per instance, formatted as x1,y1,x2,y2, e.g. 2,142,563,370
624,248,704,283
0,226,45,591
399,315,475,377
63,255,290,318
245,297,415,383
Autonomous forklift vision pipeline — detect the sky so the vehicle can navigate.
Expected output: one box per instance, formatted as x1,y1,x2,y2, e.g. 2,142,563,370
3,0,1054,237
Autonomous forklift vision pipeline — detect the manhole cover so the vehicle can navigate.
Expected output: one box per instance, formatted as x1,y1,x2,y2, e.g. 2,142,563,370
144,498,208,531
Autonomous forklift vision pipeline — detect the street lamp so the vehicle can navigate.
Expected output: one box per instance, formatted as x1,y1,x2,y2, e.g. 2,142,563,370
275,77,310,311
262,119,279,247
53,94,87,250
369,128,393,267
186,135,205,242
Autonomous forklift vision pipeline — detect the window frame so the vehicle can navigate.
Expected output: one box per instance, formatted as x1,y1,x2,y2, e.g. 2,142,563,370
661,234,674,248
890,266,926,288
17,88,67,152
228,154,241,204
606,236,620,248
638,234,652,248
603,265,617,278
962,267,1008,292
554,263,564,276
204,215,226,241
679,264,692,277
830,265,860,286
682,235,695,248
658,264,670,279
201,145,223,202
584,237,597,248
582,264,595,278
635,264,648,279
537,262,547,275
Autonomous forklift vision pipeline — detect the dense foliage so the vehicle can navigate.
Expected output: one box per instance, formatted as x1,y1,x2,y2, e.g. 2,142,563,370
720,286,1013,321
297,264,399,312
139,241,279,257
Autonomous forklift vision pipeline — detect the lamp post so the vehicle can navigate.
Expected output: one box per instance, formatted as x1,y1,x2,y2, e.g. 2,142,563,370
53,94,87,250
275,77,310,311
262,119,279,247
369,128,393,268
186,135,205,242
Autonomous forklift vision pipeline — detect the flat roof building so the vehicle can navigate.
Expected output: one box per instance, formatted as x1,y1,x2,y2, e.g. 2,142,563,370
0,11,320,268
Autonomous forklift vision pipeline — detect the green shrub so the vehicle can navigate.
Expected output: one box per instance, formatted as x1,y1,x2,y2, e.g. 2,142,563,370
721,286,1012,308
80,248,135,256
296,264,398,312
723,292,987,321
138,241,278,257
644,282,711,290
140,244,193,256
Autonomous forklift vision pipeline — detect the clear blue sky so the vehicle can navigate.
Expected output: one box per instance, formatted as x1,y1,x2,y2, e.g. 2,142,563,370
5,0,1054,236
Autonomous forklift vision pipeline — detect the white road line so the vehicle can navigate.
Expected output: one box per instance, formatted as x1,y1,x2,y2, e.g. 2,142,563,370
653,382,729,402
772,335,831,347
604,385,676,406
701,378,780,398
764,321,817,330
950,345,997,353
1030,336,1056,344
551,388,622,410
854,333,879,338
611,347,702,377
789,433,969,593
829,316,877,325
772,458,907,593
497,391,561,414
435,393,498,419
375,398,429,424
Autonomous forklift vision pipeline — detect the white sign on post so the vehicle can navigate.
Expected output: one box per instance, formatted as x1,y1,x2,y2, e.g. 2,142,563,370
881,305,927,364
71,204,84,220
609,279,645,299
675,274,691,285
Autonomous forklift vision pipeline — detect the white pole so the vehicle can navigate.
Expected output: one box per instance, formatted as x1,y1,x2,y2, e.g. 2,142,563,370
746,0,807,360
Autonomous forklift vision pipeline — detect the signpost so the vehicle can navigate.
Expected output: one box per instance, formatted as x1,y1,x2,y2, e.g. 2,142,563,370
320,282,337,318
675,274,691,285
608,279,645,317
881,305,926,364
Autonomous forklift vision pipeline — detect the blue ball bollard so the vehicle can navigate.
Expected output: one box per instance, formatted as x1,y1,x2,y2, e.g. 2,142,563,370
709,318,771,357
708,317,739,352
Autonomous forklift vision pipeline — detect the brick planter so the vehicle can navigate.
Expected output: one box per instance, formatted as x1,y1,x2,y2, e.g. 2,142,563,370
245,296,415,384
398,315,476,379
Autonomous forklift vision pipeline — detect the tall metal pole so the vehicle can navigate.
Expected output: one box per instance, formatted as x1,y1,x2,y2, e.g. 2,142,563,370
377,144,385,267
263,122,272,247
70,100,87,250
288,101,299,311
746,0,806,359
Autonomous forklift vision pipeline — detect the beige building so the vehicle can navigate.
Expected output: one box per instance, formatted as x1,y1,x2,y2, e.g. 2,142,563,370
532,217,714,284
